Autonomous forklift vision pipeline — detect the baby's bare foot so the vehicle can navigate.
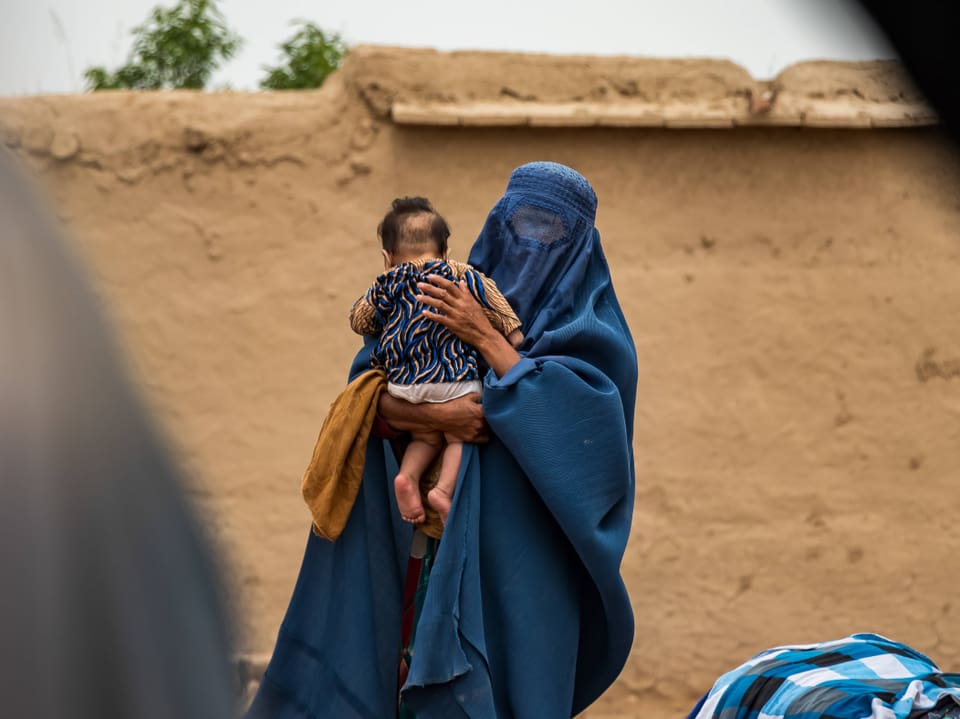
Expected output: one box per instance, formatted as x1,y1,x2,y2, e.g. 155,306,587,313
427,486,452,525
395,473,425,524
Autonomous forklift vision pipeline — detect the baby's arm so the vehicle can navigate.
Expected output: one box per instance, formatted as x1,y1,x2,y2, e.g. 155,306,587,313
349,287,381,337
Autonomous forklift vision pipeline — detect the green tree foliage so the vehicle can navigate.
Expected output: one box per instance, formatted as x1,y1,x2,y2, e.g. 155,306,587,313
260,20,347,90
84,0,241,90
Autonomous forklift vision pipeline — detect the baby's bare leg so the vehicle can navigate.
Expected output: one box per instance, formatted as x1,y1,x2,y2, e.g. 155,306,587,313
395,430,443,524
427,435,463,524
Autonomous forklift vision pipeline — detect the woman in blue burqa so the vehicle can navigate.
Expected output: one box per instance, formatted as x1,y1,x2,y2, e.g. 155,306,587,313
246,161,638,718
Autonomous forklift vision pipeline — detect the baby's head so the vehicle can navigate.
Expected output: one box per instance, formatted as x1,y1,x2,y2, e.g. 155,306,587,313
377,196,451,268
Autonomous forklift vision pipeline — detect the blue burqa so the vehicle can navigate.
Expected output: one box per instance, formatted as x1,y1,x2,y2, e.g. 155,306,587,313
246,162,638,718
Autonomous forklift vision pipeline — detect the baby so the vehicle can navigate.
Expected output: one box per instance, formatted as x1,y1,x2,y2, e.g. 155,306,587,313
350,197,522,524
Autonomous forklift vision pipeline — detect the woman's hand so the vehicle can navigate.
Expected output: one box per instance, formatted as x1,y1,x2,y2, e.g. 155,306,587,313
434,393,489,442
416,275,496,348
417,275,522,379
378,392,489,443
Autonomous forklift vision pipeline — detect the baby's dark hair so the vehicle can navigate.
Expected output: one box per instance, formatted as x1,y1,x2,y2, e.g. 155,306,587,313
378,196,450,255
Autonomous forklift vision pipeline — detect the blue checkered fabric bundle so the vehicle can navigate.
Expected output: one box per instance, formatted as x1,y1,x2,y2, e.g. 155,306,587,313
688,633,960,719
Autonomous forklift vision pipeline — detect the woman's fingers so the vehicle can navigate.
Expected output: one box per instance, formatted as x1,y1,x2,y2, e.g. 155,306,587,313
441,393,489,443
416,294,451,327
416,290,445,310
417,274,493,347
417,277,459,318
421,274,459,293
417,276,460,306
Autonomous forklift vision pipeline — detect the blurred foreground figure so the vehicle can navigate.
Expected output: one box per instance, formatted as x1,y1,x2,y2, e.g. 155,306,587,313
0,152,235,719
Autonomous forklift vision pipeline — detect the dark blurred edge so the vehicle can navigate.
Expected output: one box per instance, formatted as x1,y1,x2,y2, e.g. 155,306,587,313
858,0,959,143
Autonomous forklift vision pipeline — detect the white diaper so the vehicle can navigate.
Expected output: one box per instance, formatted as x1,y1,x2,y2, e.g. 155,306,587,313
386,380,482,404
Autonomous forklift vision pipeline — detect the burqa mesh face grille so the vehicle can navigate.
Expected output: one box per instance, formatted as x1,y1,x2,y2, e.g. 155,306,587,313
508,204,568,247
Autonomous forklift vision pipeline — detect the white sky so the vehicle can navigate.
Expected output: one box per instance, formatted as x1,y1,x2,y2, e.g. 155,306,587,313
1,0,896,96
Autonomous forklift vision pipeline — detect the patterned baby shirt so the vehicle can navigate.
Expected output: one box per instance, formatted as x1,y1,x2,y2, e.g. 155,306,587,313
350,259,521,385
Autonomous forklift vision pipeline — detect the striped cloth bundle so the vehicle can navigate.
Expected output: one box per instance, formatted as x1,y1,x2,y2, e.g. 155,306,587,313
688,633,960,719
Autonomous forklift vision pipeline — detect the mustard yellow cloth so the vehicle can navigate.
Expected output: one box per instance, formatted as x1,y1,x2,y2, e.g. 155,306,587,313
301,369,444,541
